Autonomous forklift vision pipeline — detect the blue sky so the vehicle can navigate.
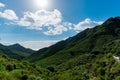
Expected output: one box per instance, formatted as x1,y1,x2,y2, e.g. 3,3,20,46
0,0,120,50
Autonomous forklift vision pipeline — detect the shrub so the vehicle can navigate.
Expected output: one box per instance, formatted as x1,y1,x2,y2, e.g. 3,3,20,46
6,64,13,71
21,75,28,80
47,66,55,72
115,76,120,80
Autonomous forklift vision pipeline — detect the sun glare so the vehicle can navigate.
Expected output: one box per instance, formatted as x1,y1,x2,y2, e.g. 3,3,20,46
34,0,49,9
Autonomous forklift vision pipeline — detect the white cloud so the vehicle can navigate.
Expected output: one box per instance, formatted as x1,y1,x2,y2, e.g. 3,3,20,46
0,9,18,20
17,9,62,28
0,2,5,8
15,9,69,35
74,18,103,31
44,25,68,35
0,2,104,36
63,22,75,30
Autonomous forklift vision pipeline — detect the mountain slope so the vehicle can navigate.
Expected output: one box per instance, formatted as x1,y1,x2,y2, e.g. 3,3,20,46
0,43,34,59
28,17,120,62
8,43,34,54
27,28,93,62
27,17,120,80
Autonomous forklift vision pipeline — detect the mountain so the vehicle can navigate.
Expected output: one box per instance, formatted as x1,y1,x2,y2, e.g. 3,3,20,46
8,43,34,54
0,43,34,59
27,17,120,80
28,17,120,62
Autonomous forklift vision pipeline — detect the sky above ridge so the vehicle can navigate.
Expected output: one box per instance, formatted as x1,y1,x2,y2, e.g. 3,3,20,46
0,0,120,50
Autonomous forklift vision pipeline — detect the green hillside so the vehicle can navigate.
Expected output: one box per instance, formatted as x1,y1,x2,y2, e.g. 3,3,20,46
26,17,120,79
44,53,120,80
0,54,50,80
28,17,120,63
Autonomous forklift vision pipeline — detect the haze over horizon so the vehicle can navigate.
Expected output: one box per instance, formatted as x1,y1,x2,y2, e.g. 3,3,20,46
0,0,120,50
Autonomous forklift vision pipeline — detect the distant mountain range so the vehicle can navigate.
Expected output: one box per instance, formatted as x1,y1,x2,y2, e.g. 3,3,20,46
0,43,34,59
8,43,34,54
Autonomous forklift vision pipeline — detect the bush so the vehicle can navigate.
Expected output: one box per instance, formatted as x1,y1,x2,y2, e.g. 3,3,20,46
47,66,55,72
6,64,13,71
115,76,120,80
96,67,105,76
21,75,28,80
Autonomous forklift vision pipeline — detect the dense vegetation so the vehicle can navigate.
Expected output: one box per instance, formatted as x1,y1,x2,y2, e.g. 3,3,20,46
1,52,120,80
45,53,120,80
1,17,120,80
0,54,51,80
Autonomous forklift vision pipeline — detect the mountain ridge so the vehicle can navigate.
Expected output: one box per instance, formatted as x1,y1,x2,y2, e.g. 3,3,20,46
27,17,120,63
8,43,34,54
0,43,35,59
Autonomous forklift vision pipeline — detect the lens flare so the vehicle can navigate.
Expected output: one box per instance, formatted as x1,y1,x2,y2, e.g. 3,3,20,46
34,0,49,9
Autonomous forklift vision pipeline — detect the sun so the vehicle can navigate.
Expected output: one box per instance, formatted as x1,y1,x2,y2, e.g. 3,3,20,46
34,0,49,9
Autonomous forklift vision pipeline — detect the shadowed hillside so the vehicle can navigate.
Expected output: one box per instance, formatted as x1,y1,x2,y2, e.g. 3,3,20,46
0,43,34,59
